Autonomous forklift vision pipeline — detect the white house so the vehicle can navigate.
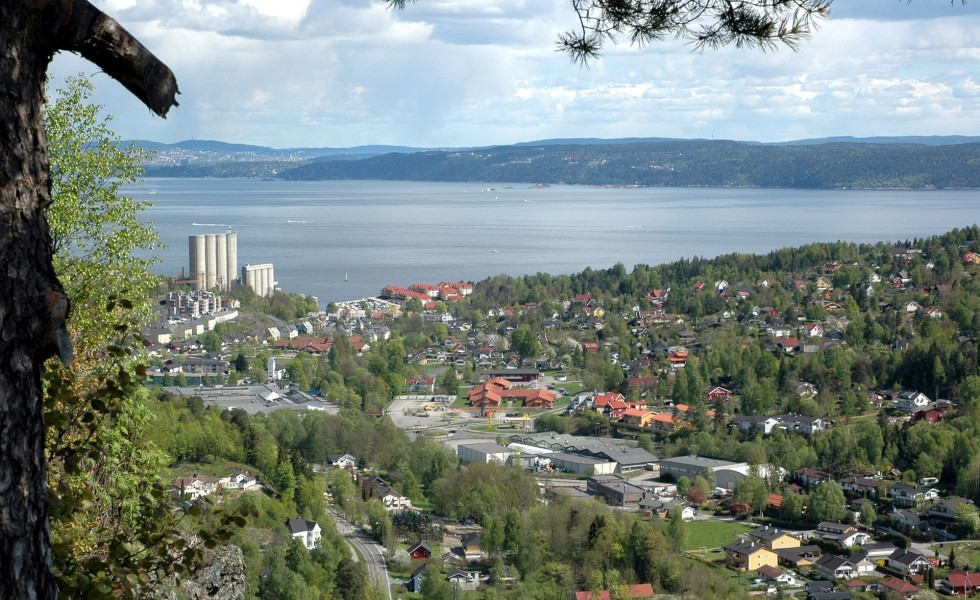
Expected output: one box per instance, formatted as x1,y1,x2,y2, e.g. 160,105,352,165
219,472,257,490
173,475,219,500
755,565,797,587
287,517,322,550
814,554,856,581
894,390,931,413
887,548,931,575
327,453,358,469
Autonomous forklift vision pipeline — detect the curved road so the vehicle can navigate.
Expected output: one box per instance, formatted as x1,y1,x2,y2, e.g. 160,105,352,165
327,508,393,600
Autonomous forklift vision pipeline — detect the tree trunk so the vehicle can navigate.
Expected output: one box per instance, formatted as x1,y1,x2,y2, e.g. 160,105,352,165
0,6,64,598
0,2,177,598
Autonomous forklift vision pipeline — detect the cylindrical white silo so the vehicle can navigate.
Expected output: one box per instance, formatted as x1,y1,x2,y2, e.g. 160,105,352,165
260,267,270,297
204,234,217,290
189,235,206,290
226,231,238,290
216,233,228,291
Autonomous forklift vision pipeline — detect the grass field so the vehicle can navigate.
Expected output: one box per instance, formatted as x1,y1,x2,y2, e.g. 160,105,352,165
683,520,754,552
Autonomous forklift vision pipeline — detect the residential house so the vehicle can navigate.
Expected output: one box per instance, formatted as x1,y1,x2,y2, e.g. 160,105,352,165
794,468,831,489
619,408,656,429
173,474,220,500
773,414,826,435
929,497,974,525
846,553,876,576
648,412,676,432
803,323,825,338
406,564,428,592
887,548,931,575
704,385,733,402
774,545,823,571
362,474,413,510
594,392,629,418
731,415,779,435
405,376,435,393
219,472,257,490
458,532,484,561
839,476,886,499
447,570,484,591
892,509,927,532
890,482,939,509
877,576,919,598
813,553,856,581
327,453,357,469
748,526,801,551
725,538,778,571
815,522,871,547
408,540,433,560
902,300,922,313
940,569,980,596
286,518,322,550
791,381,819,397
570,583,655,600
755,565,797,587
913,407,946,423
894,390,931,413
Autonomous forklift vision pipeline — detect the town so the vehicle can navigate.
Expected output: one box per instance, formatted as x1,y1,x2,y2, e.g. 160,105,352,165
141,226,980,600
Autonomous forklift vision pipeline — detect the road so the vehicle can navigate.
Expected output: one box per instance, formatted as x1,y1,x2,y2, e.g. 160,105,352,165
327,508,393,600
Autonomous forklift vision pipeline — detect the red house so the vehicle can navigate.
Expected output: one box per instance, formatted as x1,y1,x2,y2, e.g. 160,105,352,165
704,385,732,402
941,569,980,595
408,540,433,560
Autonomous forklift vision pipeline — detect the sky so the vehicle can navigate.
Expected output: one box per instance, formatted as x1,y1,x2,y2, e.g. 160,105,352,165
48,0,980,148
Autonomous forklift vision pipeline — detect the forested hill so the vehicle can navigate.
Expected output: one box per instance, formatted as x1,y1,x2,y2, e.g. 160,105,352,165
275,140,980,189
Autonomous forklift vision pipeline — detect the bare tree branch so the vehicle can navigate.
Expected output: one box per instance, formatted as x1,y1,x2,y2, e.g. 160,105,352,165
49,0,179,117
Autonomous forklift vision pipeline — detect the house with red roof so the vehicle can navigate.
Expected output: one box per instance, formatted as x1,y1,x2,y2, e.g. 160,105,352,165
648,413,675,432
593,392,629,418
941,569,980,596
406,377,435,393
779,337,800,353
572,583,654,600
408,283,440,298
666,351,688,369
467,379,557,413
878,576,919,598
704,385,732,402
620,409,655,428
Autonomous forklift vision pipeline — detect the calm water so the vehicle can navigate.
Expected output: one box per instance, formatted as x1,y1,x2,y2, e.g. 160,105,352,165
124,178,979,306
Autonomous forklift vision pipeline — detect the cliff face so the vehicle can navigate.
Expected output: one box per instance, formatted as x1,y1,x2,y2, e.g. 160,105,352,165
151,544,246,600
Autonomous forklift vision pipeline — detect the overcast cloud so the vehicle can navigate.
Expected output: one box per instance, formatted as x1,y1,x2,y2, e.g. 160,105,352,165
48,0,980,148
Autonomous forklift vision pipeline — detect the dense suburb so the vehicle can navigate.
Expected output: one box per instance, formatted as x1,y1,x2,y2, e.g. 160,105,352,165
141,224,980,599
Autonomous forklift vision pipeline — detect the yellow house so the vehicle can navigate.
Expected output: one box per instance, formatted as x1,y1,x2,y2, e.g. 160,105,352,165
725,539,778,571
620,409,655,428
748,526,801,551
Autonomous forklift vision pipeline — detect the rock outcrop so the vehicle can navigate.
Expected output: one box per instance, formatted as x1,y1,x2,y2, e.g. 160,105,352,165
151,543,246,600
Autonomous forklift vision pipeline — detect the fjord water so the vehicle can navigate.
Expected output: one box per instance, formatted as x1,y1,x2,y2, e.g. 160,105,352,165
126,178,978,306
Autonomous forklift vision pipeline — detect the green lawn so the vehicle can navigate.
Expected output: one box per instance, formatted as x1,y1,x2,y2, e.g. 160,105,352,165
683,520,754,552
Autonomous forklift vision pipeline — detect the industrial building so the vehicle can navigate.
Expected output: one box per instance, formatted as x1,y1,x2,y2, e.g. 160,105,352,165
242,263,276,298
188,231,237,292
457,443,514,465
507,432,655,471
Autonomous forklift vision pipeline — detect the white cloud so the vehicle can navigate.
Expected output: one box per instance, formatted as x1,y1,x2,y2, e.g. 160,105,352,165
47,0,980,146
